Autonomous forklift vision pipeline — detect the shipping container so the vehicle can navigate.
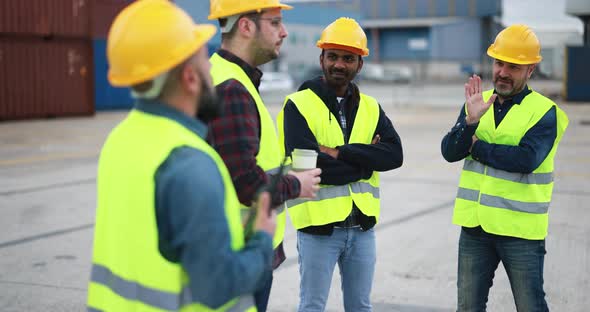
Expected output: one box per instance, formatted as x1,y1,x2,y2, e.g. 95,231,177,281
0,37,94,121
0,0,132,39
92,39,221,112
92,0,133,39
0,0,91,38
93,39,134,110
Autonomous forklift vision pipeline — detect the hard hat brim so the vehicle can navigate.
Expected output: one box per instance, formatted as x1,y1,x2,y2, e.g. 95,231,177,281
208,3,293,20
194,24,218,51
109,24,217,87
317,42,369,57
487,45,542,65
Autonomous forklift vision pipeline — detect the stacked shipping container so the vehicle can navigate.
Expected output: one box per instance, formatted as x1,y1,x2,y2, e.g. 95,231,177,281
92,1,135,111
0,37,93,119
0,0,131,121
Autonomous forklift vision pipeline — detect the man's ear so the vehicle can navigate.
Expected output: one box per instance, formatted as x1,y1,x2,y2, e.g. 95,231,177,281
237,16,256,39
527,64,537,79
181,62,199,95
357,57,364,73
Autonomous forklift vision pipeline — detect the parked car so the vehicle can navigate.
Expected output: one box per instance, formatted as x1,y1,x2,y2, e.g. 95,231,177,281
362,63,412,84
293,66,363,86
259,72,295,92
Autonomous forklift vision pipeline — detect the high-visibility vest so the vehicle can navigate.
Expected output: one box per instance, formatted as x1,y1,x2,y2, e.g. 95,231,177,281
210,53,285,248
277,88,381,229
454,89,569,240
88,109,256,312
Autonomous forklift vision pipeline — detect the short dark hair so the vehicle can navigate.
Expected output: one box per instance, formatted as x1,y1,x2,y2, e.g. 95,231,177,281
220,12,261,42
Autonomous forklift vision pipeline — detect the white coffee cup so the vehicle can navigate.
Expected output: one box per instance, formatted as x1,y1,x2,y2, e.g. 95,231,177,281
291,148,318,171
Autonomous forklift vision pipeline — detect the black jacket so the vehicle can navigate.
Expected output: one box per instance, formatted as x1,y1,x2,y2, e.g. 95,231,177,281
282,77,403,235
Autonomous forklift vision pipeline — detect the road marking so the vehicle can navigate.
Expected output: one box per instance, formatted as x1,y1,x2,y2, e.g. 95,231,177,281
0,151,99,166
0,178,95,196
0,280,86,292
0,223,94,249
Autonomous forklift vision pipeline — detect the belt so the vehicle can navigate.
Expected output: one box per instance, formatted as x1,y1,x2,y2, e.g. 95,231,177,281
334,214,360,228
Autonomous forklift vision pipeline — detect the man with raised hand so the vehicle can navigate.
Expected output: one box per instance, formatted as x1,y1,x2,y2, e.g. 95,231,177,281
441,24,569,311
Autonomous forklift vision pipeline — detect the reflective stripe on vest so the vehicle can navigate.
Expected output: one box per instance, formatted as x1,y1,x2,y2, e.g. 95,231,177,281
88,110,252,311
456,187,550,214
287,182,379,207
463,159,554,185
453,89,568,239
90,263,190,310
280,89,381,229
210,53,285,248
350,181,380,198
90,263,254,312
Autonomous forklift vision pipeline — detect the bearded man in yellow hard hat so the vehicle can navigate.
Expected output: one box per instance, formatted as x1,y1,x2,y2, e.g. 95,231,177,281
441,24,569,311
87,1,276,311
207,1,322,311
277,17,404,311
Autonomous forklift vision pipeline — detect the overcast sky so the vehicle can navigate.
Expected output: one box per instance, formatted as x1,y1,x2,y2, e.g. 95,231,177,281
502,0,582,32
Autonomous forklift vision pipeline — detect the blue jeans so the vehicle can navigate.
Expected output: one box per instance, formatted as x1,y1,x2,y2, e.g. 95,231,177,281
457,228,548,312
297,227,376,312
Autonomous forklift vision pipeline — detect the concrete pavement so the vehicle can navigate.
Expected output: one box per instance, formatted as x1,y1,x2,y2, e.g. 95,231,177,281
0,82,588,311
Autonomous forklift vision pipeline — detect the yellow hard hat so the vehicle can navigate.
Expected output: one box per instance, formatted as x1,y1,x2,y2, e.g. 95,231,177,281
208,0,293,20
487,24,542,65
317,17,369,56
107,0,216,87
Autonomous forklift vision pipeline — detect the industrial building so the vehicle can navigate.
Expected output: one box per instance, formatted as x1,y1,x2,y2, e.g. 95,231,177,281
175,0,360,83
176,0,503,82
1,0,587,121
356,0,502,81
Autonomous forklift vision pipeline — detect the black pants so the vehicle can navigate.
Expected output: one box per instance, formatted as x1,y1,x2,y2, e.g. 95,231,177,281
254,271,273,312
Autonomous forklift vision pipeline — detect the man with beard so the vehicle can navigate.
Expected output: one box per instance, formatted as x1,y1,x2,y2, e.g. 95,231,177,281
87,1,275,311
277,18,403,312
207,1,322,311
441,24,569,311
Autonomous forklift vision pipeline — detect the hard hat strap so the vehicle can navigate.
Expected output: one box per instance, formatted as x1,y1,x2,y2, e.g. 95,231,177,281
131,71,170,100
221,14,241,33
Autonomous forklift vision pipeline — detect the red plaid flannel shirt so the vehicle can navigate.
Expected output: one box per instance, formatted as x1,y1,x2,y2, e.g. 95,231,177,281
207,50,300,268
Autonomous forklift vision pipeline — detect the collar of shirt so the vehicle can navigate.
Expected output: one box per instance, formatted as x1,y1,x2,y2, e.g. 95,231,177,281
135,100,208,139
319,77,353,106
217,49,263,89
490,85,533,127
493,84,532,107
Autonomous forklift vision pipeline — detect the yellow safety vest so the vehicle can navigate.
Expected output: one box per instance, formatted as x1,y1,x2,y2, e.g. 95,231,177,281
210,53,285,248
454,89,569,239
88,110,256,312
277,88,381,229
